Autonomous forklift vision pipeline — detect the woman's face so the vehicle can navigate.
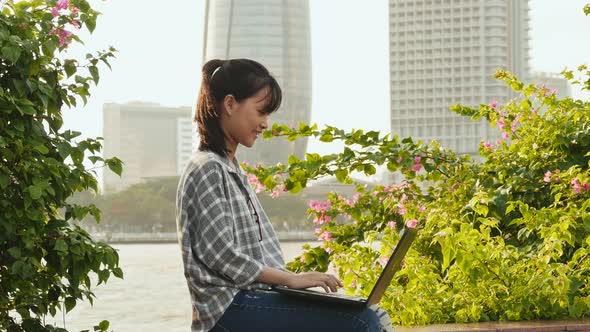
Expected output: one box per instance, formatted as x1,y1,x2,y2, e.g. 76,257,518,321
223,87,271,149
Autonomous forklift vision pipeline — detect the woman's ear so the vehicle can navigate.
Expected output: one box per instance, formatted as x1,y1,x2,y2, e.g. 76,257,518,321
222,95,236,115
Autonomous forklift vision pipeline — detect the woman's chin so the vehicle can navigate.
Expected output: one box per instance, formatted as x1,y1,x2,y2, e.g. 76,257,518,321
241,139,256,148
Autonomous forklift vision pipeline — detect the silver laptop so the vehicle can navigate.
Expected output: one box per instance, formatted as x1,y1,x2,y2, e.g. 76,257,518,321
273,227,418,307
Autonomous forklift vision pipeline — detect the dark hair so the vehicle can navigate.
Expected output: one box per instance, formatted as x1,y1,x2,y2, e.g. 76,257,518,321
194,58,282,156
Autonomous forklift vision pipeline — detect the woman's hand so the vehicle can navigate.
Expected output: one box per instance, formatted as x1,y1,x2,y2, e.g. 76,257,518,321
257,267,343,293
284,272,343,293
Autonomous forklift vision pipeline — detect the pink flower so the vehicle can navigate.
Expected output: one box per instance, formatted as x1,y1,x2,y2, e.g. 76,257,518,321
56,0,69,10
318,230,332,242
246,174,264,193
571,178,590,194
379,256,389,267
406,219,418,228
495,140,502,146
270,190,280,198
59,29,72,46
71,6,80,15
51,28,73,47
543,171,552,183
483,142,493,149
300,255,305,263
309,200,320,210
401,193,408,202
387,221,396,229
551,88,558,95
51,7,60,17
314,228,322,235
488,101,498,108
71,20,80,30
496,119,506,130
397,203,407,215
501,131,510,139
411,156,423,171
396,156,403,163
418,205,426,212
309,200,331,213
313,214,332,225
353,193,362,203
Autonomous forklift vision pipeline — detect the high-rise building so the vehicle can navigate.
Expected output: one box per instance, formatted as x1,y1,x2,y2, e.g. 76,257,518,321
102,102,194,193
388,0,531,156
202,0,312,166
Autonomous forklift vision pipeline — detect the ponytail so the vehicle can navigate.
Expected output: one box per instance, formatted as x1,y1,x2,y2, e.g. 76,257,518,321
195,59,227,156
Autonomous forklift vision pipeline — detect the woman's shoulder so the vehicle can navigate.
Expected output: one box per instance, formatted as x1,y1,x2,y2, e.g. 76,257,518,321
182,151,229,179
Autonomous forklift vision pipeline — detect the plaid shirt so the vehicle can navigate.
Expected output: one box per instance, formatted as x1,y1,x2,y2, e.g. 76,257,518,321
176,151,286,332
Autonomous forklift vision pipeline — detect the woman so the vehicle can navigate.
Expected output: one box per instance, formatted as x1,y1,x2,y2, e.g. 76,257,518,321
176,58,393,332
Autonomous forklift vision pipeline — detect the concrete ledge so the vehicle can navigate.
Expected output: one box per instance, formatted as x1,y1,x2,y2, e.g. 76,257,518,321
395,319,590,332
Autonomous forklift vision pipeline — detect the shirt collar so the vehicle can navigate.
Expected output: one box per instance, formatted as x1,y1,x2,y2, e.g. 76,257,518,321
208,151,244,176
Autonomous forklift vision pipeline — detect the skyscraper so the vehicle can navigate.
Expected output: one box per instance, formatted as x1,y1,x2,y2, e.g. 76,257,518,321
102,102,194,193
388,0,531,156
202,0,312,166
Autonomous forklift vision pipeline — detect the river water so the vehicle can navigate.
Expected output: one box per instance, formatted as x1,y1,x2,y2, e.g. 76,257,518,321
49,242,311,332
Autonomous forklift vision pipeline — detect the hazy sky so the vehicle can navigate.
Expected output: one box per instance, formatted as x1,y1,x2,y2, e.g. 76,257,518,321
62,0,590,161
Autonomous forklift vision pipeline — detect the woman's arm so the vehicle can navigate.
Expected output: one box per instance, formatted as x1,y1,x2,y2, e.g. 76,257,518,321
257,266,343,293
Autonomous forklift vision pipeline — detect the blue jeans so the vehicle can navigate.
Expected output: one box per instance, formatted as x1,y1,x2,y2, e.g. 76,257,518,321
210,289,394,332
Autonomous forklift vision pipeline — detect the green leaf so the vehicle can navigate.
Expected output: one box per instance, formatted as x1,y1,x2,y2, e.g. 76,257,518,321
363,164,376,176
89,65,99,84
64,59,77,77
43,39,58,56
1,45,21,64
107,158,123,176
0,172,10,188
96,320,110,332
8,247,21,259
28,185,43,199
335,169,348,183
54,239,68,253
85,15,97,33
112,267,124,279
57,142,72,159
65,297,76,313
319,133,333,142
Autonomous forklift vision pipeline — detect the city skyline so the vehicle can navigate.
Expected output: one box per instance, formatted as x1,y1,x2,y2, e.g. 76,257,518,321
61,0,590,178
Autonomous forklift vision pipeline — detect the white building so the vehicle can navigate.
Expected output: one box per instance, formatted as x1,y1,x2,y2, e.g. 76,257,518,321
203,0,312,166
388,0,531,156
102,102,193,193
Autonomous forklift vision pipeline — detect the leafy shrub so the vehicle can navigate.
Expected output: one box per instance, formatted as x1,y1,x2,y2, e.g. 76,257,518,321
247,67,590,325
1,1,122,331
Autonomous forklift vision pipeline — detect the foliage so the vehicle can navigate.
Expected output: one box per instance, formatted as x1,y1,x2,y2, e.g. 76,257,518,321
0,1,122,331
247,66,590,325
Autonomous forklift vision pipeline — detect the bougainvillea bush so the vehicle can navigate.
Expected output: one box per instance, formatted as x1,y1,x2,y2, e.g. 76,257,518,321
246,66,590,325
1,1,122,331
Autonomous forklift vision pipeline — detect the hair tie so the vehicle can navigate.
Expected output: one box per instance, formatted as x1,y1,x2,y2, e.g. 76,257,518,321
211,66,222,79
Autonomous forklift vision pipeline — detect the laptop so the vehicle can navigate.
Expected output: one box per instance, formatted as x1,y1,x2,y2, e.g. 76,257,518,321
273,227,418,308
